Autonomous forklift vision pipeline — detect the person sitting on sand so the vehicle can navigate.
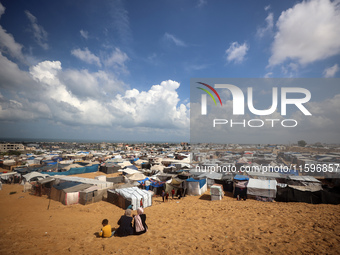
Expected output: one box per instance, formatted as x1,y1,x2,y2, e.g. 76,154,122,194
133,207,148,235
116,209,134,237
98,219,112,238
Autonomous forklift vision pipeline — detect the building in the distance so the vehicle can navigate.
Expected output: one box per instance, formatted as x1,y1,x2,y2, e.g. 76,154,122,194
0,143,25,152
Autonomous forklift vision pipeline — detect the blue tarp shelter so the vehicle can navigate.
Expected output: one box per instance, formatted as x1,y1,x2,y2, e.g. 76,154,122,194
41,164,99,176
233,175,249,181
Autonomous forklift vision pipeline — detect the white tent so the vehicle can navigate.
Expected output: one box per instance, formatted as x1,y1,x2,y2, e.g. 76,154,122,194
118,161,132,167
134,159,148,165
210,184,224,200
108,187,153,210
151,164,164,172
118,168,140,175
126,172,146,181
23,172,49,182
186,178,207,196
247,178,277,198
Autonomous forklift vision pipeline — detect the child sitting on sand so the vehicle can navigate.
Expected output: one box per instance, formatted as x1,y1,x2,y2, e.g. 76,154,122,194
99,219,112,238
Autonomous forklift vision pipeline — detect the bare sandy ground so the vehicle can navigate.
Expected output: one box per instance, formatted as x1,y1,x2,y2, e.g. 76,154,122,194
0,172,339,255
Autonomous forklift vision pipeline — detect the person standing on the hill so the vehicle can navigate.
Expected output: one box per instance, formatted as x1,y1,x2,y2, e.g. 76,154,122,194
171,188,175,199
161,190,165,202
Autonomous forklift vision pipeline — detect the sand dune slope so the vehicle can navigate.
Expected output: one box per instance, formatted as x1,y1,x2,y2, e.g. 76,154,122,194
0,183,339,255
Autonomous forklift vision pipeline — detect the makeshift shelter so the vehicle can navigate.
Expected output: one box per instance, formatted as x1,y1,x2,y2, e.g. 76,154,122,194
137,177,165,195
33,177,55,196
186,178,207,196
233,175,249,199
151,164,165,172
107,187,153,210
53,176,113,189
100,163,121,174
118,168,140,175
41,164,99,176
50,181,93,205
247,178,277,199
126,172,147,181
164,177,184,195
210,184,224,200
275,176,336,204
118,161,133,168
79,186,107,205
198,172,223,188
23,172,49,183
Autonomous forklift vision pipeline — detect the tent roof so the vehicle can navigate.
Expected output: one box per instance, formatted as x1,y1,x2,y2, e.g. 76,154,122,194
63,164,84,171
288,176,321,182
151,164,165,171
118,168,140,175
247,178,277,190
111,187,151,198
118,161,133,167
63,183,93,193
198,172,223,180
234,175,249,181
126,172,147,181
23,172,49,182
247,172,284,179
37,177,55,184
53,181,81,190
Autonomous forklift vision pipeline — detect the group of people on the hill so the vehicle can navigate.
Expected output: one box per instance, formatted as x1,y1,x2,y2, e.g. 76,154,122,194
98,207,147,238
161,188,183,202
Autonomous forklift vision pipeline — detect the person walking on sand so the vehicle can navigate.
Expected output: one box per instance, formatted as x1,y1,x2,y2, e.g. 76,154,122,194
133,208,148,235
165,191,169,202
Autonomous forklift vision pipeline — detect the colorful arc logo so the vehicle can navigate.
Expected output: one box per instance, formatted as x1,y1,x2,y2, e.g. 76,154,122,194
196,82,223,106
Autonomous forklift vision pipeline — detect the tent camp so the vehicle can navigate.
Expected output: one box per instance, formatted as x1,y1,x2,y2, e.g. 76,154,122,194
247,178,277,198
186,178,207,196
107,187,153,210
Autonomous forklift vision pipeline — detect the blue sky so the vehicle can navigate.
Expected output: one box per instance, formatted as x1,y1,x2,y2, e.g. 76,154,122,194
0,0,339,143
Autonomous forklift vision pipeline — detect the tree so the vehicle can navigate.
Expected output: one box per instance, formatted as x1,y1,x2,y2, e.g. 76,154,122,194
298,140,307,147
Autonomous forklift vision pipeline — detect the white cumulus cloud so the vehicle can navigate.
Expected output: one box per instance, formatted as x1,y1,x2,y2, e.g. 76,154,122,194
269,0,340,67
225,42,249,63
109,80,189,129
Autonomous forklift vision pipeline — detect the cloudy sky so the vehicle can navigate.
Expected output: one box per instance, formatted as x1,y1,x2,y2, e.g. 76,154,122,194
0,0,339,143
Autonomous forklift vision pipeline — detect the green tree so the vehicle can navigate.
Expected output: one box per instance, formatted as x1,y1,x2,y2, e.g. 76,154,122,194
298,140,307,147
